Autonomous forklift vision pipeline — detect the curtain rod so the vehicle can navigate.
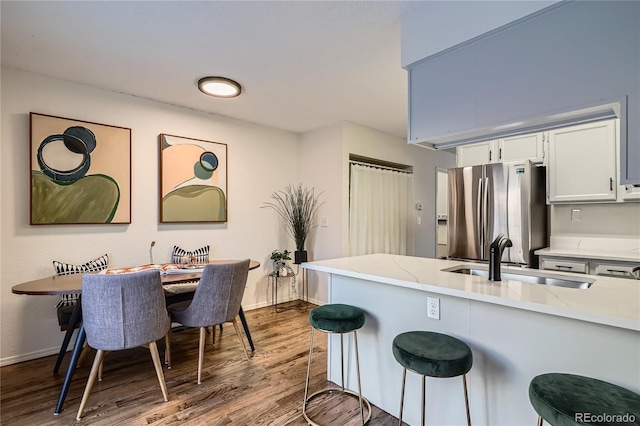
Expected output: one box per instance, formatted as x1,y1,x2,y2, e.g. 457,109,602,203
349,160,413,174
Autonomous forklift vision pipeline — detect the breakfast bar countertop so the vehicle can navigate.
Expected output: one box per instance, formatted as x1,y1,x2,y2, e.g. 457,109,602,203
303,254,640,332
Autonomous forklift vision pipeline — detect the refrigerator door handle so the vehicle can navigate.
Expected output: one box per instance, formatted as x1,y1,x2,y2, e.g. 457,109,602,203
477,177,483,258
484,176,490,259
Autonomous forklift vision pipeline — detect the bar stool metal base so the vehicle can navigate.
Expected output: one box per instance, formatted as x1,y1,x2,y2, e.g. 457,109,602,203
398,367,471,426
303,388,372,426
303,325,371,425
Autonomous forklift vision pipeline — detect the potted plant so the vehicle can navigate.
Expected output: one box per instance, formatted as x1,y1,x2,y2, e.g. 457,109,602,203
263,184,323,264
270,249,291,276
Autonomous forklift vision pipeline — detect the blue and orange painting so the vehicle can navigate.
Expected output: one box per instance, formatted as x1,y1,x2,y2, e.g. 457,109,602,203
160,134,227,223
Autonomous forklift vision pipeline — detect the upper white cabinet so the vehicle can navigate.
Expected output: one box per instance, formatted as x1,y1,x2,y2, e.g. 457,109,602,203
497,133,545,164
456,132,544,167
456,141,494,167
547,120,617,203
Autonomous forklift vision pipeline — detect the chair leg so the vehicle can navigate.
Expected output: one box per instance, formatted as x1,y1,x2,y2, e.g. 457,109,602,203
421,375,426,426
77,343,91,368
232,318,250,361
303,327,315,411
149,341,169,402
198,327,206,384
165,331,172,369
76,349,105,420
211,326,216,346
340,333,345,391
398,368,406,426
463,374,471,426
353,331,365,425
537,416,543,426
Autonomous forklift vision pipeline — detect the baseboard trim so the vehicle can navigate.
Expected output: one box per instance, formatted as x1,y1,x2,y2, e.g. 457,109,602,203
0,347,61,367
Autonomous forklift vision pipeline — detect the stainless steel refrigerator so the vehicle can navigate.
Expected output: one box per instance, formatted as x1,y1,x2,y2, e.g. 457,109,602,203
447,160,547,266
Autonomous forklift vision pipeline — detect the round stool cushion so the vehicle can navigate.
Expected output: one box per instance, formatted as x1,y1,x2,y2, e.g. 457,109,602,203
392,331,473,378
309,304,365,333
529,373,640,426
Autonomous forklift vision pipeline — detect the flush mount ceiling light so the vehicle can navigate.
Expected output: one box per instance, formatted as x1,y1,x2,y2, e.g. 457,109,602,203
197,76,241,98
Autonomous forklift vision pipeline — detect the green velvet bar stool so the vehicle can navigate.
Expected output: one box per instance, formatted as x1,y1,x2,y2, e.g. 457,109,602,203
529,373,640,426
392,331,473,426
303,304,372,425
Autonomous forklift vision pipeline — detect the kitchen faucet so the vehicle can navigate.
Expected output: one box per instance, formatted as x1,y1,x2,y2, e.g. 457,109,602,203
489,233,513,281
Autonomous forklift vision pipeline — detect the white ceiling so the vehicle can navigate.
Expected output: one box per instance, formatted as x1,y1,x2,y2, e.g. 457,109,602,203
0,1,549,140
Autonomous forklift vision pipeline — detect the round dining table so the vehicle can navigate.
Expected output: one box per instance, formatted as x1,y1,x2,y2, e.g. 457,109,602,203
11,259,260,415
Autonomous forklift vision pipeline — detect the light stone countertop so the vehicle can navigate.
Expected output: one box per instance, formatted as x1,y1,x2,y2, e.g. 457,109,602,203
535,235,640,262
303,253,640,332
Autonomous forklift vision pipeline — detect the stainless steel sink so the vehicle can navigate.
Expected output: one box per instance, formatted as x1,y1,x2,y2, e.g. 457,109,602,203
441,265,594,289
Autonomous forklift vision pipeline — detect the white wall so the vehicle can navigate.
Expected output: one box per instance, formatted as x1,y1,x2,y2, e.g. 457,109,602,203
299,123,344,304
1,67,299,365
299,122,456,304
551,203,640,239
342,122,456,258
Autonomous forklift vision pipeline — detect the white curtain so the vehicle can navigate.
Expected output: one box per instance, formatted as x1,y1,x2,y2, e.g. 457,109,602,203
349,163,413,256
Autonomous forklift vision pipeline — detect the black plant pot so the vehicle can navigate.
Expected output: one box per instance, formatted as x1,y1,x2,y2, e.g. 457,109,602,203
294,250,308,264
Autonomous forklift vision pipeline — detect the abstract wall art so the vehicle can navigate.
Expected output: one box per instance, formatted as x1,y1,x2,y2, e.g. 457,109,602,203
160,134,227,223
30,113,132,225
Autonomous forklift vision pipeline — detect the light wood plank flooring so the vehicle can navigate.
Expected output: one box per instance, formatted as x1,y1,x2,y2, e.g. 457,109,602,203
1,303,402,425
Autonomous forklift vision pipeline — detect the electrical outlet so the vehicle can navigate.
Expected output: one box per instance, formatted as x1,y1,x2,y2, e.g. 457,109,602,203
427,297,440,320
320,216,328,227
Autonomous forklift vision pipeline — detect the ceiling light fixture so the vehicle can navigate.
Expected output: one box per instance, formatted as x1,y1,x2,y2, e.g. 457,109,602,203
197,76,242,98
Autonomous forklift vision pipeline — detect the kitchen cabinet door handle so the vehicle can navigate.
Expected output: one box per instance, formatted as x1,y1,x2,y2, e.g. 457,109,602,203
606,269,628,274
555,265,573,270
610,178,613,191
499,148,502,160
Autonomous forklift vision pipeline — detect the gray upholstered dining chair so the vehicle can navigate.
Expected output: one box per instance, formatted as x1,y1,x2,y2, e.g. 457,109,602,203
165,259,251,384
76,270,171,421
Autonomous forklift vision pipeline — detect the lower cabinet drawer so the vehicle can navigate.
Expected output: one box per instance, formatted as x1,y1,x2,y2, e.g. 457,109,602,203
540,258,588,274
592,262,640,279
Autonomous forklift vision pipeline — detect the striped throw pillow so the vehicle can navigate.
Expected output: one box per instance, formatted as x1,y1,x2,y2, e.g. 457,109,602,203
171,245,209,264
53,254,109,308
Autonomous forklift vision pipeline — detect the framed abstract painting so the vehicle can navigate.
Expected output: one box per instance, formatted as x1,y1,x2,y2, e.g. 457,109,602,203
30,113,132,225
159,134,228,223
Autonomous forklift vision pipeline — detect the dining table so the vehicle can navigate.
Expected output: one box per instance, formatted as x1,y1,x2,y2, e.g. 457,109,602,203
11,259,260,415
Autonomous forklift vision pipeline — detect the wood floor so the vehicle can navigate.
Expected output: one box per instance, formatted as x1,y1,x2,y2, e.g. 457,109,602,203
1,303,402,425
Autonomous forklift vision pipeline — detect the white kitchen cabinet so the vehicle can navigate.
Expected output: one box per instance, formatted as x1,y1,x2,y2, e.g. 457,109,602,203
539,255,640,280
591,260,639,279
540,257,589,274
497,132,545,164
456,141,495,167
547,120,617,203
457,132,545,167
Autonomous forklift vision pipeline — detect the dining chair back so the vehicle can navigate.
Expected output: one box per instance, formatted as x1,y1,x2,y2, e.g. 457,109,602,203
76,269,170,420
166,259,250,384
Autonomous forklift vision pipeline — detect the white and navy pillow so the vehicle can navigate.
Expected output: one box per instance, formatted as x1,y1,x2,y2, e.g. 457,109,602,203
171,245,209,264
53,254,110,276
53,254,109,307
